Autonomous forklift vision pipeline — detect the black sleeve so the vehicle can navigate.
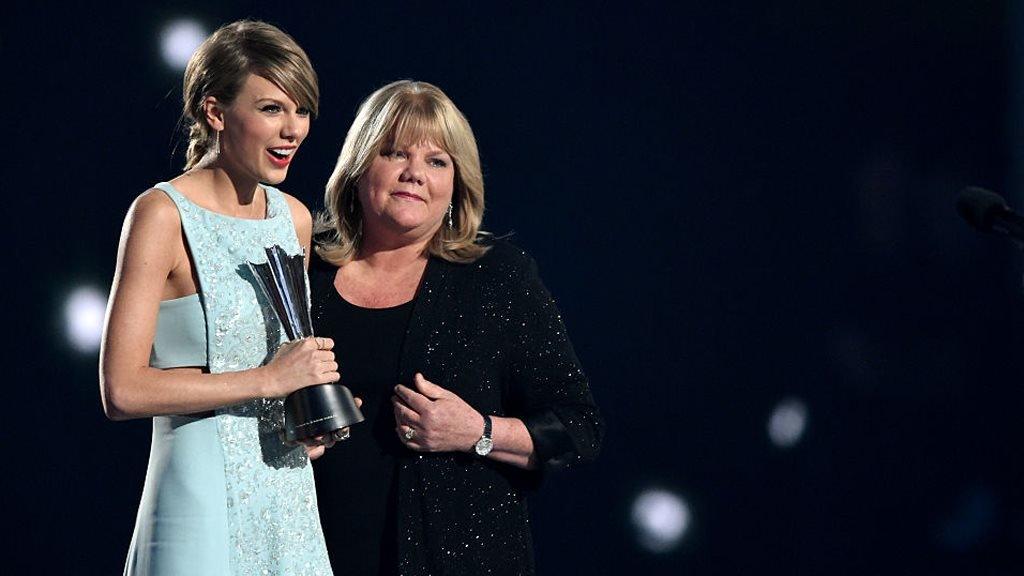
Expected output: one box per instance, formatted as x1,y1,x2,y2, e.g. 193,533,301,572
505,250,603,471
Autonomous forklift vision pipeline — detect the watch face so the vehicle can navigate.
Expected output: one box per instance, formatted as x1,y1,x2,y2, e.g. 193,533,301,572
475,437,493,456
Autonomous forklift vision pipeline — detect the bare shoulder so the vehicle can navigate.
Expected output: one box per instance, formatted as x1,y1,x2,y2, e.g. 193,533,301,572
131,188,180,225
121,188,183,248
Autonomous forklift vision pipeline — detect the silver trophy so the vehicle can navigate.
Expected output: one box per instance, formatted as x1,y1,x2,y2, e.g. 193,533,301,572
249,245,363,443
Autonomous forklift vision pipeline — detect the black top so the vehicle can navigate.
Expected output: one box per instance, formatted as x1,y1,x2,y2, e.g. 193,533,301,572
310,256,414,576
309,238,603,576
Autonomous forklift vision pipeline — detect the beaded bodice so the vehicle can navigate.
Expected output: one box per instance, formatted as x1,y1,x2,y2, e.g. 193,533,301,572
155,182,332,575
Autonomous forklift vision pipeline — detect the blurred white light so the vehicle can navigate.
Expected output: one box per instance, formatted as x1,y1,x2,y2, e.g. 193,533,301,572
768,397,808,448
65,286,107,353
631,488,690,553
160,19,207,71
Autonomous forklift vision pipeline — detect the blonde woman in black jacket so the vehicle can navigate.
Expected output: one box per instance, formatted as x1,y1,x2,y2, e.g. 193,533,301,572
310,80,602,576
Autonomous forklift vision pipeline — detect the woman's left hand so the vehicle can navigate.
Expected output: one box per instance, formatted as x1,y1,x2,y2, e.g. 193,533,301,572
393,373,483,453
304,441,328,461
301,396,362,460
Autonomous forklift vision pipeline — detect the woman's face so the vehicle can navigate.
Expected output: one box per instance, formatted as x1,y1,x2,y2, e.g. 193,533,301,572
213,74,310,185
357,140,455,241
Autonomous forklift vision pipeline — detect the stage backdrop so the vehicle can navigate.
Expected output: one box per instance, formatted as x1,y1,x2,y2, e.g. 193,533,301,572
8,2,1023,574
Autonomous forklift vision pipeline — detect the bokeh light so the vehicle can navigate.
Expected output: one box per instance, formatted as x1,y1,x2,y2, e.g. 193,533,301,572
767,397,808,448
631,488,690,553
64,286,107,353
160,19,207,71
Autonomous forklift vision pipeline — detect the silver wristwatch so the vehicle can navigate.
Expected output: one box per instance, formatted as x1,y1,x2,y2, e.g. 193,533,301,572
474,414,493,456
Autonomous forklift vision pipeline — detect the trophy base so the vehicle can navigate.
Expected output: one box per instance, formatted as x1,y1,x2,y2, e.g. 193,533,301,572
283,384,364,443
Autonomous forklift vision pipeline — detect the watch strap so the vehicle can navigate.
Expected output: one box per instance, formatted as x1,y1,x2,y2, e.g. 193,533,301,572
474,415,494,456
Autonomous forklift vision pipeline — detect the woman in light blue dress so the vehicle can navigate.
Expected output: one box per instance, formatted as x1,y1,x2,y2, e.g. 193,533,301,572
100,21,340,575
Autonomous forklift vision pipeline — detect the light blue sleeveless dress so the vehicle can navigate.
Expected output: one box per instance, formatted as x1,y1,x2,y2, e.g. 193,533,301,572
123,182,334,576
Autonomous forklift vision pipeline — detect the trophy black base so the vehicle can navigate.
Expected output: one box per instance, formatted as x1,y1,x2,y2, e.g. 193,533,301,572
283,384,364,443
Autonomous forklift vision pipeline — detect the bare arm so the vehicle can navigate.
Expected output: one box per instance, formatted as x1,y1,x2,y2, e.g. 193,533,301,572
99,190,338,420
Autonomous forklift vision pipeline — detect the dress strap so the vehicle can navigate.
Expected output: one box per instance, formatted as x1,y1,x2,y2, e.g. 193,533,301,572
154,181,189,210
151,182,207,252
260,184,293,227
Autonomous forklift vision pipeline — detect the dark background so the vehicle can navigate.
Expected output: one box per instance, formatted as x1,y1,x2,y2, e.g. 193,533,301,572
9,1,1024,574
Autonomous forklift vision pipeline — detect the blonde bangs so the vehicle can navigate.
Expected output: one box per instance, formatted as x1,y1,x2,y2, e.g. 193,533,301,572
380,96,453,154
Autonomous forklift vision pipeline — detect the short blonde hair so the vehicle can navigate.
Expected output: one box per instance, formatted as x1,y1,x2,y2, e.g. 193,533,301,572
317,80,488,265
182,20,319,170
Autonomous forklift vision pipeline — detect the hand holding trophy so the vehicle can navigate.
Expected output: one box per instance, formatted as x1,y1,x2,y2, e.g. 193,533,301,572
250,245,364,443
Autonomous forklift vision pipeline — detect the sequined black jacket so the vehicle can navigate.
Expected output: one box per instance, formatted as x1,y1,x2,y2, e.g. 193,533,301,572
387,239,603,575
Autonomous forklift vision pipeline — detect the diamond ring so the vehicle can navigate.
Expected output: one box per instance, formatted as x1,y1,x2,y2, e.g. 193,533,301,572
402,428,416,442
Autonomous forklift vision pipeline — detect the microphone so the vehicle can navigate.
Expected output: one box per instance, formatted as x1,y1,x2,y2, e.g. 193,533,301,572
956,186,1024,242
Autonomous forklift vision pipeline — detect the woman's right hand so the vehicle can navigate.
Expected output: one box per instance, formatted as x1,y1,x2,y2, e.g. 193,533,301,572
263,337,340,398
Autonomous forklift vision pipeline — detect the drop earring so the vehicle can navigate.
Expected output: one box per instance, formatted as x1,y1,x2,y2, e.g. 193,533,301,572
447,203,454,229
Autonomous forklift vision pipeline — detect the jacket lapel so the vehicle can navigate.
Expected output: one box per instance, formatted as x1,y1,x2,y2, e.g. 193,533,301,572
398,256,452,385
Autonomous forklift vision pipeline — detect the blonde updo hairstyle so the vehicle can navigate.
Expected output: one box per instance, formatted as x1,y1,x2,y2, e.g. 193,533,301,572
317,80,488,265
181,20,319,170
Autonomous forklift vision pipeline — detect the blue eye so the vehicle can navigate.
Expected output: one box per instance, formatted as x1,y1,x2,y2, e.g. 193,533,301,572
429,158,449,168
261,104,282,113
